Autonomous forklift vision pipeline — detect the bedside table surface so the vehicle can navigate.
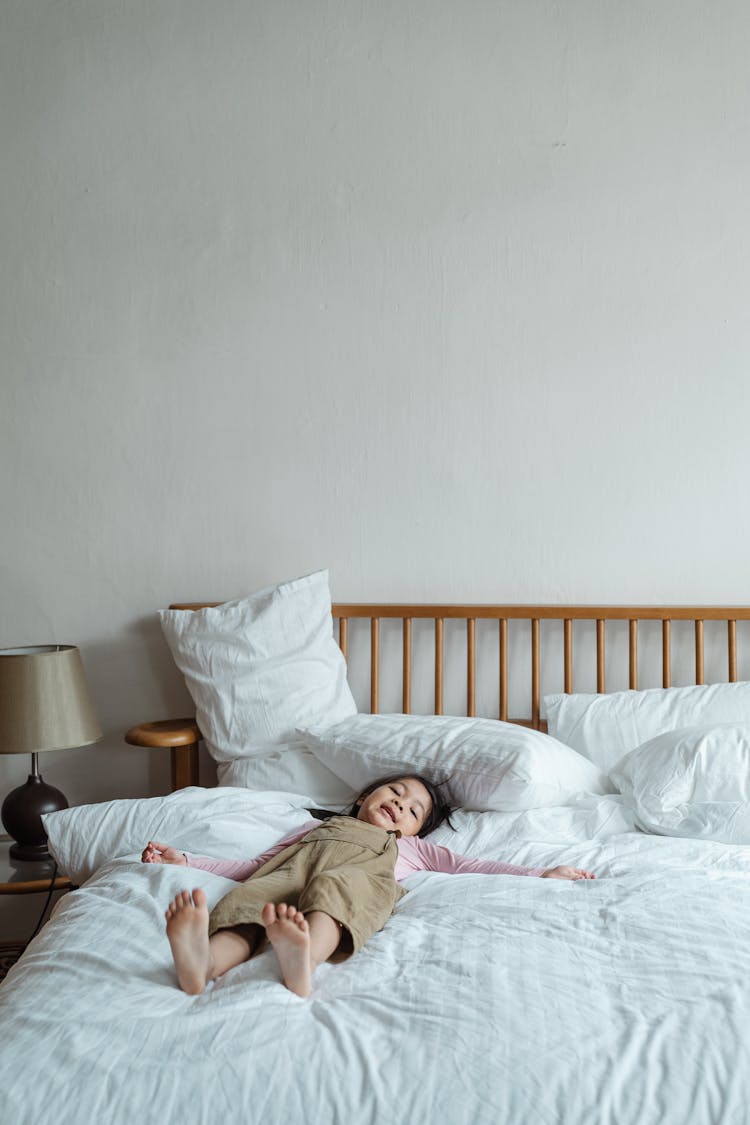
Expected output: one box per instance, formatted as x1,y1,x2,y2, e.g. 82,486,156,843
0,836,73,894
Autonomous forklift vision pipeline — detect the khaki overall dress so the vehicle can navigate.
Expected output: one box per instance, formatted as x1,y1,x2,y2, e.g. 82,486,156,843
207,816,406,961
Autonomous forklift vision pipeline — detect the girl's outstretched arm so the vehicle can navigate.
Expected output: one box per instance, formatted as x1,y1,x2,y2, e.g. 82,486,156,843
399,835,547,877
174,820,319,883
400,838,596,880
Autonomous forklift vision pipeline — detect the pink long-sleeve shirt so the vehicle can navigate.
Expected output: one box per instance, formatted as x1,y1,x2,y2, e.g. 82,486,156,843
186,818,547,883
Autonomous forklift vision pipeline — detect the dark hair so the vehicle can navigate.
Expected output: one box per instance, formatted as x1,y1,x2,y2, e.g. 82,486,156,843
309,772,455,838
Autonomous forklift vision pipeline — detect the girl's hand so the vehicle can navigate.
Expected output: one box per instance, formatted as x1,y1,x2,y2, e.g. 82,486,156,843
141,841,187,866
541,865,596,881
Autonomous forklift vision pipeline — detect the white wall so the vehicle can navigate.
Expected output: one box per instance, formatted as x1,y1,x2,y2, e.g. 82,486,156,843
2,0,750,828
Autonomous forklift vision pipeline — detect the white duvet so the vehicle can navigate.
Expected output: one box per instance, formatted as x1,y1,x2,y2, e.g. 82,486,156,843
3,788,750,1125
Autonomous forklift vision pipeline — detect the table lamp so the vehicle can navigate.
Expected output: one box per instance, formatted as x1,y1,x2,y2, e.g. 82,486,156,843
0,645,102,860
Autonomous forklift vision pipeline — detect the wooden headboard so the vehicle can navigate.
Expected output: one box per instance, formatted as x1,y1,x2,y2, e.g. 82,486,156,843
332,604,750,727
127,603,750,790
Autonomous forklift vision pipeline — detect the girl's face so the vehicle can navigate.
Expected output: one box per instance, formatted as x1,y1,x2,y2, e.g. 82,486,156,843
356,777,432,837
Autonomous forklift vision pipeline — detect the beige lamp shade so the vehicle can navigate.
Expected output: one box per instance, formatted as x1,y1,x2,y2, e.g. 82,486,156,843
0,645,103,754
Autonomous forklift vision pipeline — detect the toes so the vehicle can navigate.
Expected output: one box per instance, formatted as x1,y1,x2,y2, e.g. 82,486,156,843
261,903,308,929
166,890,206,919
165,897,182,920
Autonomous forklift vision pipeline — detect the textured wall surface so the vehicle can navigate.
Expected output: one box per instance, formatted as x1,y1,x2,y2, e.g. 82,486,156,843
2,0,750,849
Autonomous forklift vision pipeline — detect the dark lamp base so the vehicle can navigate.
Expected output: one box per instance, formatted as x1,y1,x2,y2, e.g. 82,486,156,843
1,771,68,862
9,840,57,862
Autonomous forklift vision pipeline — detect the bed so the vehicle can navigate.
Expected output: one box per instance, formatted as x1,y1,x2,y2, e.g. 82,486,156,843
3,574,750,1125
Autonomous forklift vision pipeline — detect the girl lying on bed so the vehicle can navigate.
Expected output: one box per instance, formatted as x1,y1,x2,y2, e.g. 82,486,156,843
141,773,595,999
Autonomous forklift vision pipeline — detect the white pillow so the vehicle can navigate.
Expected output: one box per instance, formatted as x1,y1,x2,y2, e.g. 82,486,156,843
610,723,750,842
545,681,750,773
159,570,356,762
300,713,612,812
217,739,355,807
42,786,316,885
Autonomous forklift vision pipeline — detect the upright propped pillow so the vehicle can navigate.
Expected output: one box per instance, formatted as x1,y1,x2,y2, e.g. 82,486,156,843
301,713,613,812
545,681,750,773
610,723,750,842
159,570,356,762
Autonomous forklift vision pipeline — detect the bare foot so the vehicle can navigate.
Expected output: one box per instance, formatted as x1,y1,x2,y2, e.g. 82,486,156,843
262,902,312,998
165,888,210,995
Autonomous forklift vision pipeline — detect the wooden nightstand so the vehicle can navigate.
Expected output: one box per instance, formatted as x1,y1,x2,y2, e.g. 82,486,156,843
125,718,202,791
0,835,73,981
0,836,72,896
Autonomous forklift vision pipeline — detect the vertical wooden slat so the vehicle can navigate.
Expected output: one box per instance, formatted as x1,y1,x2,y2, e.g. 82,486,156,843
662,619,671,688
596,620,606,693
467,618,476,717
402,618,412,714
728,620,737,683
629,620,638,690
695,619,704,685
531,619,541,728
499,619,508,721
564,619,573,693
338,617,348,661
370,618,380,714
435,618,444,716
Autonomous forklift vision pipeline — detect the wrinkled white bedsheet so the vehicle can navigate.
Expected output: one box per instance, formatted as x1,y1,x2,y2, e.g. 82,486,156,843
3,791,750,1125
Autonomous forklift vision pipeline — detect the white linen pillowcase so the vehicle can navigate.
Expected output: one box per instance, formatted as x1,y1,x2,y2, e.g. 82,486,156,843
545,681,750,773
610,722,750,843
300,713,613,812
159,569,356,763
422,799,637,869
42,786,317,886
216,739,356,807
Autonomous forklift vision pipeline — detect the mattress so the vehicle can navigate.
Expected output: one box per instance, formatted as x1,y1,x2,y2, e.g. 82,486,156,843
2,788,750,1125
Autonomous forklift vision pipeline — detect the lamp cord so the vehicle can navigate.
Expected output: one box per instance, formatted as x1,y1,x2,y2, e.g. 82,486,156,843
27,861,59,945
